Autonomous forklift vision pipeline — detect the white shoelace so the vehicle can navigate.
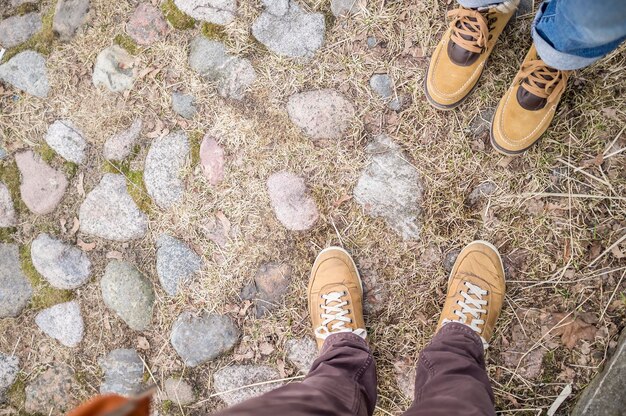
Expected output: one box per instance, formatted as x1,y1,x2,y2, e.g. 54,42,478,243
443,281,490,348
314,291,367,341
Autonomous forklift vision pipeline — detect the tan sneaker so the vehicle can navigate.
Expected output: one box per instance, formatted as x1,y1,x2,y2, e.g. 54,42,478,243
308,247,367,350
424,2,518,110
490,44,570,155
436,241,505,347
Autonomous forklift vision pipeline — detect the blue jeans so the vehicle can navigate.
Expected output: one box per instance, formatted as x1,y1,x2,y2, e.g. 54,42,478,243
457,0,626,70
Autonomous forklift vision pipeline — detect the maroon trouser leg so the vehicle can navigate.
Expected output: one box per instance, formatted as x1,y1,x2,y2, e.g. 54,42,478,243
213,323,493,416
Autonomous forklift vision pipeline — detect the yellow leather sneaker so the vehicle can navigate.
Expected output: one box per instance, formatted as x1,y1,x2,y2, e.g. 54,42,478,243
437,241,505,348
491,44,570,155
308,247,367,350
424,1,518,110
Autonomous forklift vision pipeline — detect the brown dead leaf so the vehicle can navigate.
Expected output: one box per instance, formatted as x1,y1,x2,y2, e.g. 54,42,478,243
332,194,352,208
549,312,598,349
276,358,288,378
70,217,80,235
497,156,514,168
526,198,545,215
588,240,602,261
106,251,124,260
60,218,67,233
611,244,625,259
582,152,604,168
137,336,150,350
76,172,85,197
259,342,275,356
239,300,253,317
77,239,96,252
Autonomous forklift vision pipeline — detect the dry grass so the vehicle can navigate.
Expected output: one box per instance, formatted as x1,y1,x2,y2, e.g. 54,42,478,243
1,0,625,415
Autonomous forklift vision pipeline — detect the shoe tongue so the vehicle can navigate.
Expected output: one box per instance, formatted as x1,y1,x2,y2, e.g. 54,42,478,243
516,85,547,110
447,17,481,66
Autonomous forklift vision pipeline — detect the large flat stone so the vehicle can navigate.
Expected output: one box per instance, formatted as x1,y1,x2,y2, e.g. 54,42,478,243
0,51,50,98
267,171,318,231
174,0,236,25
44,120,88,164
0,353,19,403
0,182,16,227
0,12,42,48
24,364,76,414
286,89,355,140
92,45,136,92
103,119,142,161
35,301,84,347
144,131,189,209
156,234,202,296
31,233,91,289
53,0,90,41
99,349,144,396
15,150,68,215
0,243,33,318
213,365,283,406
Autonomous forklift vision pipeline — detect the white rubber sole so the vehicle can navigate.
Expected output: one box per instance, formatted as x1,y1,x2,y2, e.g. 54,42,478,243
315,246,364,293
446,240,505,286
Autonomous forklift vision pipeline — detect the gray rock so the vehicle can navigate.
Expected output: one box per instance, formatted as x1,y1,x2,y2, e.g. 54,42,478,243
394,359,416,399
261,0,289,16
144,131,189,209
0,243,32,318
0,145,6,160
213,365,283,406
126,3,169,45
101,260,154,331
366,36,377,48
369,74,402,111
92,45,136,92
331,0,365,17
285,337,317,373
466,181,497,206
0,51,50,98
31,233,91,289
188,37,256,100
515,0,532,17
25,364,76,414
0,353,19,403
103,119,142,161
156,234,202,296
286,89,355,140
241,263,291,317
267,171,318,231
174,0,236,25
10,0,38,7
164,377,195,406
35,301,84,347
15,150,67,215
44,120,88,164
0,13,42,48
443,248,461,273
0,182,16,227
572,329,626,416
79,174,148,241
100,349,144,396
170,311,239,366
354,135,423,240
53,0,90,41
172,92,197,119
252,1,325,59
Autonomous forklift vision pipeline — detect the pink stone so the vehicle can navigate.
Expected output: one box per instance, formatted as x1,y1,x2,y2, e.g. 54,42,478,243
126,3,169,46
199,135,225,186
15,150,68,215
267,171,319,231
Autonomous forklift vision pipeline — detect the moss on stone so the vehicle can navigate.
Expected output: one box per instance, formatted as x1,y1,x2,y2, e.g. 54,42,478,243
39,143,56,163
102,161,153,214
19,245,73,311
114,33,139,55
201,22,228,42
161,0,195,30
0,159,27,215
5,373,26,409
0,227,17,243
189,130,203,166
3,4,57,62
63,161,78,178
162,400,173,413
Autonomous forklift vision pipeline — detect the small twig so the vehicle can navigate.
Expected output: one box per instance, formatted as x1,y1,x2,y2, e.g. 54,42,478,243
519,192,626,201
588,232,626,268
556,158,611,188
599,269,626,320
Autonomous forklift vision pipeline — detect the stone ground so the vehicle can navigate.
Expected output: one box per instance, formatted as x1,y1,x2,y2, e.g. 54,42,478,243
0,0,625,415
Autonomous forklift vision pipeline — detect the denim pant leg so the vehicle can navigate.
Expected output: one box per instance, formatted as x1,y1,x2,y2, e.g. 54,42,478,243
533,0,626,70
457,0,504,9
213,333,377,416
403,323,495,416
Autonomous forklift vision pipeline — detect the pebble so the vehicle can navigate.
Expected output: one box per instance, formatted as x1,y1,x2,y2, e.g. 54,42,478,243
369,74,402,111
164,377,195,406
101,260,154,331
0,51,50,98
15,150,68,215
331,0,366,17
286,89,355,140
443,248,461,273
92,45,136,92
419,244,441,268
24,364,76,414
99,349,144,396
366,36,377,48
0,243,32,318
354,135,423,240
79,173,148,241
126,3,169,45
53,0,90,41
199,135,224,186
213,365,283,406
156,234,202,296
285,337,317,373
0,145,6,160
30,233,91,289
0,354,18,403
174,0,236,25
188,36,256,100
103,119,142,161
170,311,239,366
0,182,16,227
35,301,84,347
267,171,318,231
466,181,498,206
252,0,325,58
44,120,88,164
171,92,197,119
241,263,291,317
144,131,189,209
0,13,42,49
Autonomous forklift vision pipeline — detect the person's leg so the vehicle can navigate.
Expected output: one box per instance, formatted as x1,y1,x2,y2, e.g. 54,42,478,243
404,241,505,416
532,0,626,71
216,247,377,416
